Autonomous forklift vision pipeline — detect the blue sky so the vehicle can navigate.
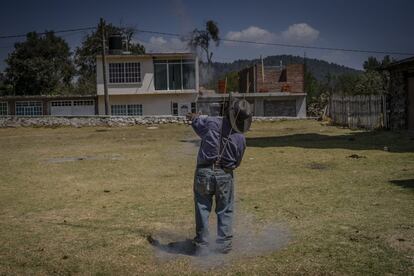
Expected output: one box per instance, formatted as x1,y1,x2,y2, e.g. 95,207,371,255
0,0,413,70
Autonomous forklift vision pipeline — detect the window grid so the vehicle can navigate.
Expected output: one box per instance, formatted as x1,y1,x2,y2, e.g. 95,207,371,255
74,100,94,106
127,104,143,116
172,102,178,116
109,62,140,84
16,101,43,116
111,104,142,116
111,104,127,116
191,102,196,113
51,101,72,107
154,59,195,91
125,62,141,83
0,102,8,116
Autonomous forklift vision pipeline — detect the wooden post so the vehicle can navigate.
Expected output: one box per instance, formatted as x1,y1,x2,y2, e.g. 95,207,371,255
253,65,256,93
100,18,110,115
261,55,264,83
246,71,249,93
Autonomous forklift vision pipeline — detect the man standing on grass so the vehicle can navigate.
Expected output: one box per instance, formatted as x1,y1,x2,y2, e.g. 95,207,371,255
186,98,252,255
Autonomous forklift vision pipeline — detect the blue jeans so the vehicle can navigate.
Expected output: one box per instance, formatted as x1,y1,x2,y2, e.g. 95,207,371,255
193,167,234,249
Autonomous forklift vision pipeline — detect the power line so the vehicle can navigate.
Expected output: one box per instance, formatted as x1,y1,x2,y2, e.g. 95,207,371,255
0,26,96,39
1,25,413,56
133,28,414,56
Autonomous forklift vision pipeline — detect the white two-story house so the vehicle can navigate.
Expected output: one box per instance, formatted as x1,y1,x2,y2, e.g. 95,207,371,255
96,52,199,116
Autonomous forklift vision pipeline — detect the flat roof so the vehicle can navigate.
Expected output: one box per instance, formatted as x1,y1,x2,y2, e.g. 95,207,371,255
96,52,195,59
381,56,414,69
0,95,97,100
198,92,306,98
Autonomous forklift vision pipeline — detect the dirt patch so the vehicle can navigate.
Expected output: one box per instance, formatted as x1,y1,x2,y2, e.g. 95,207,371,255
46,154,123,163
147,213,291,269
95,129,109,132
348,154,366,159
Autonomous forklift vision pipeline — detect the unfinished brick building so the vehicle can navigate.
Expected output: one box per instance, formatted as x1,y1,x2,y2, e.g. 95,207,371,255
239,64,305,93
202,63,307,117
198,63,307,117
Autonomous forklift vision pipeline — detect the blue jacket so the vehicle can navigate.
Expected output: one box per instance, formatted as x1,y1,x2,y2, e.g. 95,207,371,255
192,116,246,169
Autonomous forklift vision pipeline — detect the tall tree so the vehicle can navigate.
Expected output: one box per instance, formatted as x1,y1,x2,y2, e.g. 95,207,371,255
74,22,145,94
188,20,220,64
363,56,381,72
5,31,75,95
363,55,395,72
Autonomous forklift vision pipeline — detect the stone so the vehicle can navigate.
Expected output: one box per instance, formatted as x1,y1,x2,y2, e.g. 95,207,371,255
0,115,314,128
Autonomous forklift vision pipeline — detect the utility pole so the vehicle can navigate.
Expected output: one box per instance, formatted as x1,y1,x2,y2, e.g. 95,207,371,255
260,55,265,83
100,18,110,115
303,51,307,93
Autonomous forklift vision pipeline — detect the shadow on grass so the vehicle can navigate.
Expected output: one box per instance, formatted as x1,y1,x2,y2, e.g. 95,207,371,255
147,236,196,256
246,131,414,153
389,179,414,190
179,139,200,146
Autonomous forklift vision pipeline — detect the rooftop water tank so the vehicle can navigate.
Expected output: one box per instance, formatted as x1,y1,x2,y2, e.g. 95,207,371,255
108,34,123,55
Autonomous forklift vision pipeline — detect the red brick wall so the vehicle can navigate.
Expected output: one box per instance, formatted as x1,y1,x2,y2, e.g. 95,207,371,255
256,66,284,92
286,64,304,93
238,63,305,93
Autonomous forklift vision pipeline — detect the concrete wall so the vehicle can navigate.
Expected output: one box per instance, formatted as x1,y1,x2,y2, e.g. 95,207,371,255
96,55,199,95
197,93,307,117
250,95,306,117
98,93,198,115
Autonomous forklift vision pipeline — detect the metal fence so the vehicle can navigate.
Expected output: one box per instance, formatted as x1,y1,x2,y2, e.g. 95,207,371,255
328,94,387,129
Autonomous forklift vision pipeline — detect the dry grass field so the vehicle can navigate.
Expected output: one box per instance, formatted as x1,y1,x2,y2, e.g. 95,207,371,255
0,120,413,275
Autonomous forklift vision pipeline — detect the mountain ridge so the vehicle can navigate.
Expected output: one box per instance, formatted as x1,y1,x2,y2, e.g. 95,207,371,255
205,54,361,84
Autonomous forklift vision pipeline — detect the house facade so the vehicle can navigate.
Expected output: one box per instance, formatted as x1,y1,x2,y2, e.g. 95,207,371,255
198,63,307,117
96,53,199,116
0,95,97,116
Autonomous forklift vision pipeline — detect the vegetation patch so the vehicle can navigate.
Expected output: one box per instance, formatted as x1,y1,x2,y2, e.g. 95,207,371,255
0,120,413,275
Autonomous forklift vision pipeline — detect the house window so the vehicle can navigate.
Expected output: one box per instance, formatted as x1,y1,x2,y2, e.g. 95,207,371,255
183,60,196,89
180,104,189,115
172,102,178,116
16,101,43,116
0,102,8,115
191,102,196,113
111,104,142,116
51,101,72,107
111,104,127,116
109,62,141,83
127,104,143,116
73,100,94,106
154,59,196,90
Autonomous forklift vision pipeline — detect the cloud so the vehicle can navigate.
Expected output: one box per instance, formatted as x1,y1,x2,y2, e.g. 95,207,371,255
226,26,276,43
281,23,320,44
225,23,320,46
138,36,189,53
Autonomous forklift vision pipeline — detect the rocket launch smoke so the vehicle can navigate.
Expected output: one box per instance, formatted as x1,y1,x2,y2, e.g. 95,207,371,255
148,212,291,269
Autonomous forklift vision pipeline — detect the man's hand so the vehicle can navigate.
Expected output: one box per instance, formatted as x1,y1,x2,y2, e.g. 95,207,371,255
186,112,199,121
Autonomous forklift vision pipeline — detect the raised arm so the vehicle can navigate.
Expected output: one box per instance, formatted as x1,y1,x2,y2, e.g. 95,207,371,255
187,113,209,138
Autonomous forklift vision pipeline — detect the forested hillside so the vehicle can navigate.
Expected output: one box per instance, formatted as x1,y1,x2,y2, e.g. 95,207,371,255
204,54,360,85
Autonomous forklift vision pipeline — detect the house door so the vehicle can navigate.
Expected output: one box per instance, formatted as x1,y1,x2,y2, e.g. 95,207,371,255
178,103,189,116
408,77,414,130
